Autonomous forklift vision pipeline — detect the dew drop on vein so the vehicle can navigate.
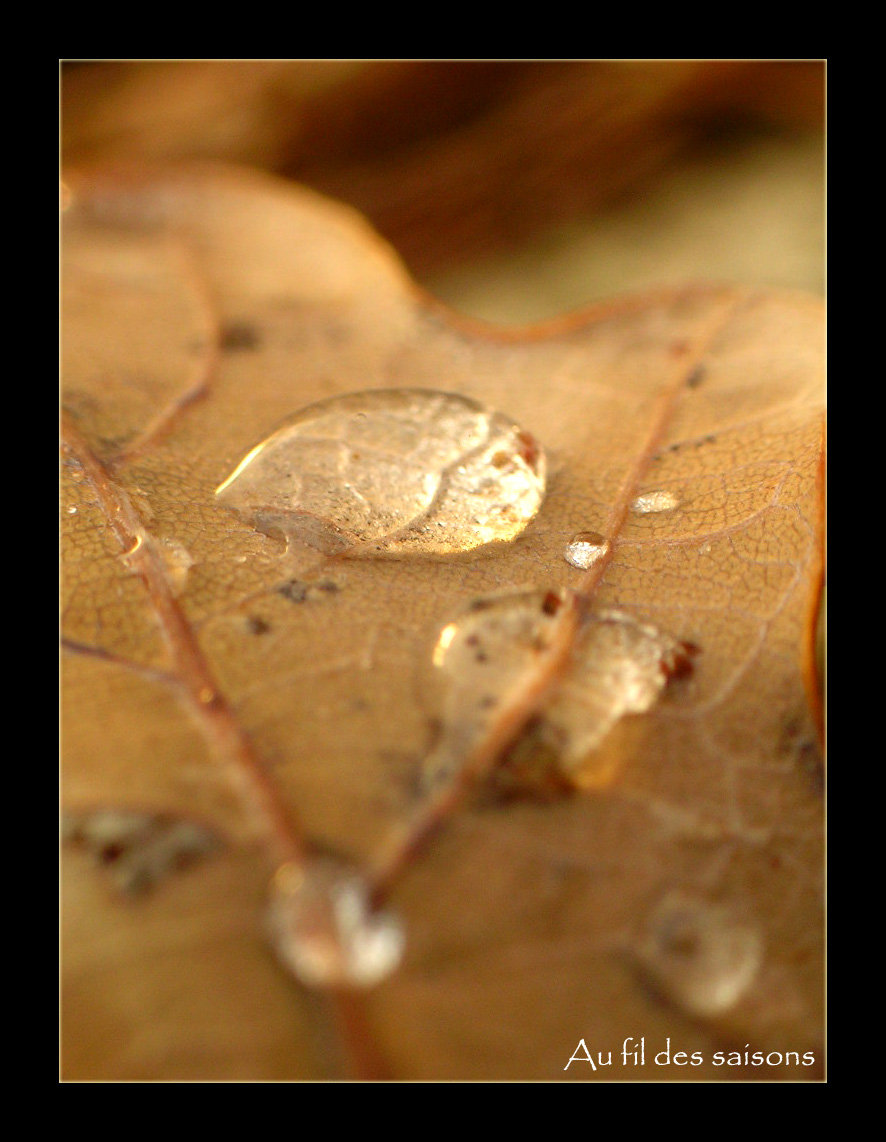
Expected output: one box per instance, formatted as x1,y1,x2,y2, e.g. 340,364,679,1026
214,389,546,556
427,594,698,793
266,858,404,989
424,587,572,789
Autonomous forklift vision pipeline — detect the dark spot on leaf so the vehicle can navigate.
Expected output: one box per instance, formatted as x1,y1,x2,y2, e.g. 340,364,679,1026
246,615,271,635
278,578,340,604
686,364,706,389
661,640,701,682
63,809,222,896
541,591,562,616
778,713,824,792
279,580,309,603
220,321,261,352
516,430,541,472
325,321,351,345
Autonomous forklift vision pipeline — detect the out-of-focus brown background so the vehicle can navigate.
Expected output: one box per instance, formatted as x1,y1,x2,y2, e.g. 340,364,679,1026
61,60,825,322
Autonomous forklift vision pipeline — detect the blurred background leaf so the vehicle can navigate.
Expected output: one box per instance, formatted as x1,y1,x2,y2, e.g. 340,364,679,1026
61,60,825,321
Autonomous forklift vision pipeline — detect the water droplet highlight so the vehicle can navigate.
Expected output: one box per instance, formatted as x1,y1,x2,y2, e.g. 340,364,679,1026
267,858,405,989
215,389,546,556
631,489,680,515
564,531,609,569
634,893,763,1018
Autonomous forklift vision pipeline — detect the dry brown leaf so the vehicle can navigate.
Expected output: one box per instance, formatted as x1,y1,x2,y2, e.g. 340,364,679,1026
60,164,824,1081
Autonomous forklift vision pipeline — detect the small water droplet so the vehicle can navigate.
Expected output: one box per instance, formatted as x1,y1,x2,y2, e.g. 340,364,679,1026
215,389,546,556
634,893,763,1018
158,537,194,596
267,858,404,989
564,531,609,570
66,505,78,515
631,489,680,515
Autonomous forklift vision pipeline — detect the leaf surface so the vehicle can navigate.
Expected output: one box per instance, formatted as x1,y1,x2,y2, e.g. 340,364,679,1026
61,165,824,1081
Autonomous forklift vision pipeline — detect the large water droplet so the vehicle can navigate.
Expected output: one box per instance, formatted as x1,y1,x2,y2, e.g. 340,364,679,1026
631,489,680,515
266,858,404,989
634,893,763,1018
216,389,546,556
564,531,609,570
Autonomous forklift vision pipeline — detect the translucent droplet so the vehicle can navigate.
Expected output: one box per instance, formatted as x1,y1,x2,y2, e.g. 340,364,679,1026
62,809,220,895
564,531,609,569
634,893,763,1018
215,389,546,556
267,858,405,989
425,587,573,788
432,604,697,795
631,489,680,515
66,505,78,515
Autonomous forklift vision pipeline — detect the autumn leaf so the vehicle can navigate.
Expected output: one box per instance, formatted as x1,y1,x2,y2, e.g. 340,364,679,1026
61,164,824,1081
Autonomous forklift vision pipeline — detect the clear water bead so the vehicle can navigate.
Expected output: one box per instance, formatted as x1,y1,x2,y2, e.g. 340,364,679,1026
216,389,546,556
564,530,609,569
267,859,404,989
631,489,680,515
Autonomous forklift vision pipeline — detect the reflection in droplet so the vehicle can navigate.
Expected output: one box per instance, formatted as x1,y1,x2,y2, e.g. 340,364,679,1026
631,489,680,515
564,531,609,570
267,858,404,989
634,893,763,1018
215,389,546,556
